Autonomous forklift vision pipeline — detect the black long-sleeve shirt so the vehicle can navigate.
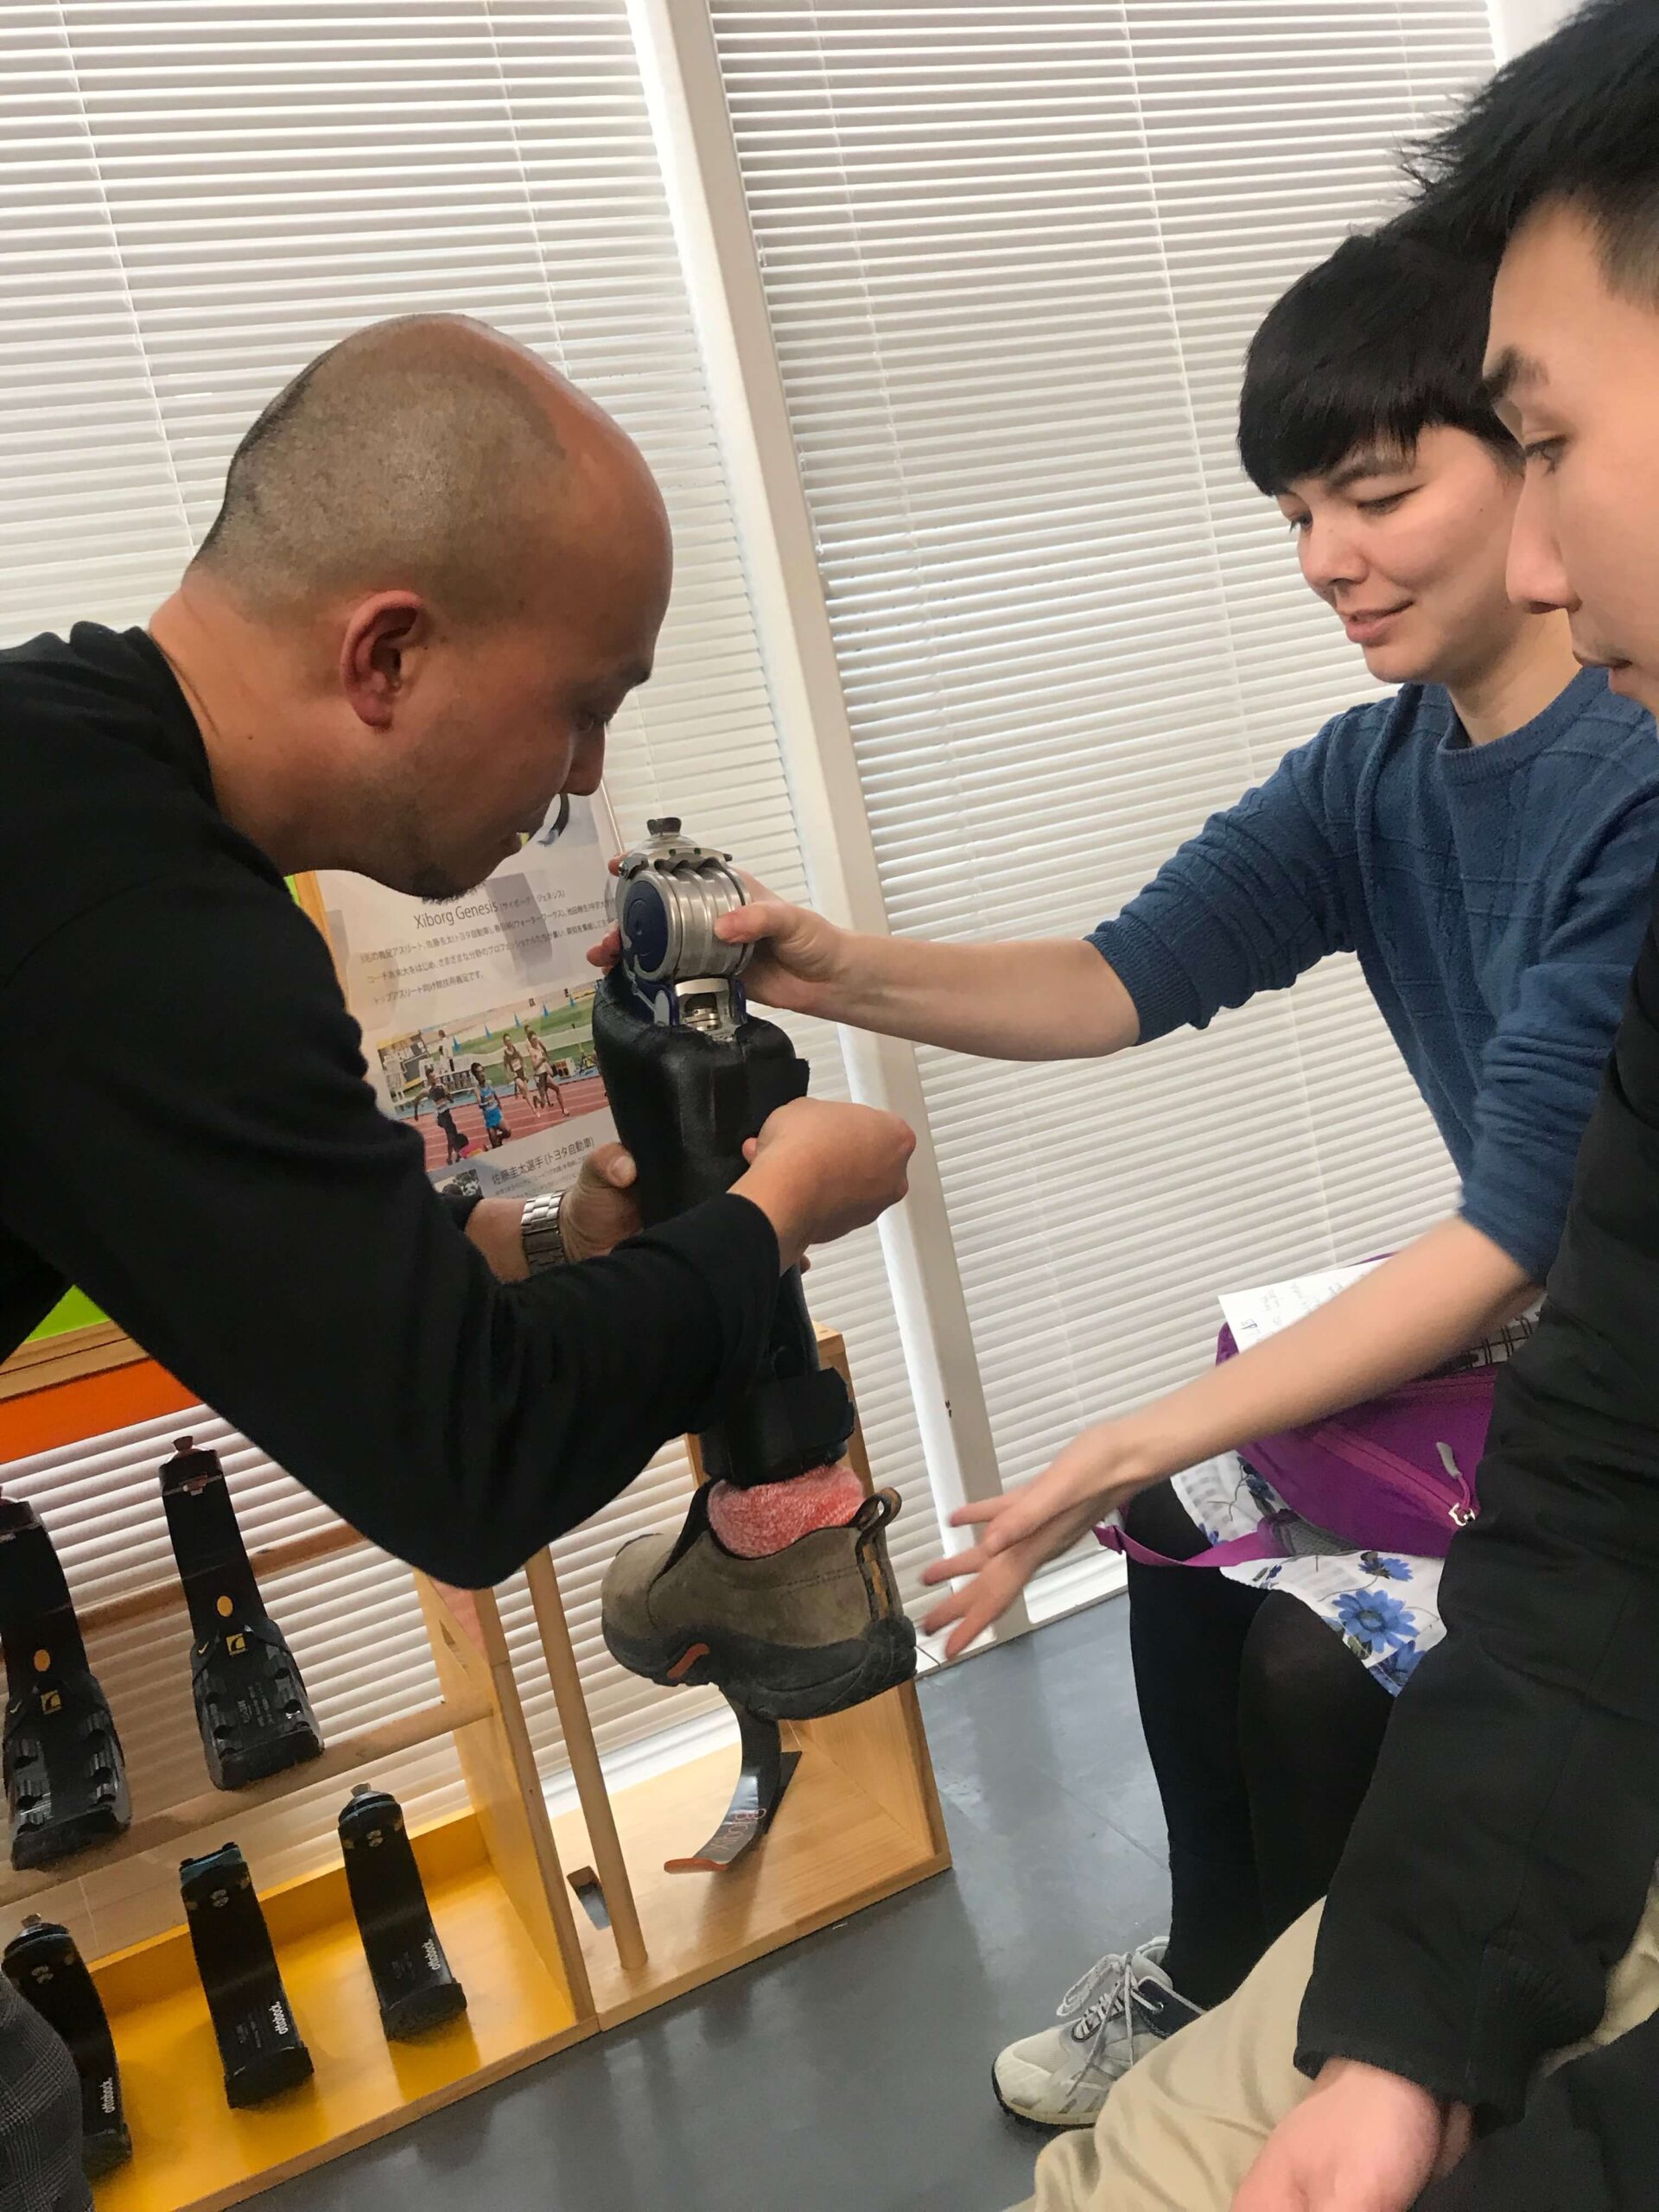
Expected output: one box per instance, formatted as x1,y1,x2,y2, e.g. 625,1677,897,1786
1298,878,1659,2146
0,623,779,1585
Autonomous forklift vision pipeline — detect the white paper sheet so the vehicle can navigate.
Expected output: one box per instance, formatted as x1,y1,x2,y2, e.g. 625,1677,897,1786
1217,1258,1385,1350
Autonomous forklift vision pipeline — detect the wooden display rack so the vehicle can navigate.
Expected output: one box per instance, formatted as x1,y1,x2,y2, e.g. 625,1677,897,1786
0,1329,950,2208
0,1554,593,2211
530,1331,950,2031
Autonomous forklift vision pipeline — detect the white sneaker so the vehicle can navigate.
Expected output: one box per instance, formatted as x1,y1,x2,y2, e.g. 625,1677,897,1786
992,1937,1203,2128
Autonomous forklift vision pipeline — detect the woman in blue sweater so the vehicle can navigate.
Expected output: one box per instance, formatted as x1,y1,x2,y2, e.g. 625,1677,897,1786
635,226,1659,2124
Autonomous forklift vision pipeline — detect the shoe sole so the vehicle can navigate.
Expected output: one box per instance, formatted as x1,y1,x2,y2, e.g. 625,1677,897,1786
990,2062,1103,2133
601,1611,917,1720
382,1983,470,2041
9,1802,130,1872
208,1729,325,1791
83,2128,134,2181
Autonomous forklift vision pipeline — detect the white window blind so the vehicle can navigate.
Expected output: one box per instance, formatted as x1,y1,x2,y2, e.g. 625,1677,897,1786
709,2,1491,1502
1,0,943,1948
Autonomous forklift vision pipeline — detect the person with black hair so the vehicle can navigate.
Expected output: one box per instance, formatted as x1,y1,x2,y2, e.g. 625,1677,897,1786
1001,5,1659,2209
616,221,1659,2129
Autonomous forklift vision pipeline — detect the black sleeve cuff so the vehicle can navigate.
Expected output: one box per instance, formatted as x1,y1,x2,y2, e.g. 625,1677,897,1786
1296,1931,1553,2120
438,1185,486,1235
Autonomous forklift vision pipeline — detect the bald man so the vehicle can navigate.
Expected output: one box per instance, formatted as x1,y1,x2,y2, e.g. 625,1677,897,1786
0,316,915,2203
1,312,915,1563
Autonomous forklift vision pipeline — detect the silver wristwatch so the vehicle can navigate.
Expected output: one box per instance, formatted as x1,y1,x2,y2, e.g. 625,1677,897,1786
520,1188,569,1274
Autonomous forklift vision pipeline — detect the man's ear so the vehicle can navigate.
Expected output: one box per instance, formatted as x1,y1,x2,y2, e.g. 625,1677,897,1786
340,593,430,729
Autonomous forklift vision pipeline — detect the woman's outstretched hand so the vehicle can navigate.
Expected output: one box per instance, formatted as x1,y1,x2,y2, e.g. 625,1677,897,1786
920,1416,1161,1657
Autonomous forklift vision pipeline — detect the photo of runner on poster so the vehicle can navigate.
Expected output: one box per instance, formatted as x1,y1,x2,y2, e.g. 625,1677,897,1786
315,791,622,1200
380,990,603,1165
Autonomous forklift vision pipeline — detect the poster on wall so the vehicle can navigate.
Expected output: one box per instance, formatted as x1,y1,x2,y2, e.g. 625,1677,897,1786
314,791,620,1204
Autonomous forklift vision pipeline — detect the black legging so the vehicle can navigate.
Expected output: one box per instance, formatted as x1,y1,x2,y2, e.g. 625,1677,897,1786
1122,1479,1393,2011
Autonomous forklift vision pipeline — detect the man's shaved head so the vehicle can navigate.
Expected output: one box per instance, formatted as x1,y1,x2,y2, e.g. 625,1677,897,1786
158,315,672,900
194,315,637,620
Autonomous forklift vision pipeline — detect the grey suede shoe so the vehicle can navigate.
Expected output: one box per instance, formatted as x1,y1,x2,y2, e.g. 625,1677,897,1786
601,1485,916,1719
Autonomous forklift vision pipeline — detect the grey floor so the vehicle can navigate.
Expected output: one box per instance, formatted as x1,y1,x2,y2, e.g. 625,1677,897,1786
266,1598,1166,2212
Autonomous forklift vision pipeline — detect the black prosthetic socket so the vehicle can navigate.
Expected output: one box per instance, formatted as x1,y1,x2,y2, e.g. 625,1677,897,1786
0,1500,86,1684
339,1786,467,2040
594,973,855,1487
595,968,809,1223
181,1842,313,2106
0,1498,130,1870
697,1271,856,1488
159,1438,323,1790
3,1916,131,2177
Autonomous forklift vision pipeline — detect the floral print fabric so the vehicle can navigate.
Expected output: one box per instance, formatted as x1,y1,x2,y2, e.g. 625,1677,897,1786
1170,1451,1445,1695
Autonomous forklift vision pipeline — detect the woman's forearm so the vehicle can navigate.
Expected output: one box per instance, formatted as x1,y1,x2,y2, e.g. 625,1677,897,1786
819,931,1140,1059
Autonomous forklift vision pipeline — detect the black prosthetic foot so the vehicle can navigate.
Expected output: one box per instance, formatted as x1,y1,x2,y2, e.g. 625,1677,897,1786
3,1916,132,2177
181,1842,313,2106
160,1437,323,1789
339,1786,467,2039
0,1499,130,1870
664,1699,800,1874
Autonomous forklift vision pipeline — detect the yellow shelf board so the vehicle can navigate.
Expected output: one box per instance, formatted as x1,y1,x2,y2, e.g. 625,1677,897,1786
560,1726,950,2030
91,1815,589,2212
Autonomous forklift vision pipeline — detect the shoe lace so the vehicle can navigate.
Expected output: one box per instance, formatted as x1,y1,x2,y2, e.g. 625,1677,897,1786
1055,1948,1132,2024
1052,1950,1163,2090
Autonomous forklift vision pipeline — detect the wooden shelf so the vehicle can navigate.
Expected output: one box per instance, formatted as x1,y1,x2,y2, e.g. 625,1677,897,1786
6,1322,951,2208
537,1327,951,2030
0,1319,143,1402
556,1685,949,2030
0,1694,490,1910
91,1812,588,2212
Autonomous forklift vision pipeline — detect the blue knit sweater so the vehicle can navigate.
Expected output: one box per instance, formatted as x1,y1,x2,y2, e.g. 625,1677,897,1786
1087,668,1659,1280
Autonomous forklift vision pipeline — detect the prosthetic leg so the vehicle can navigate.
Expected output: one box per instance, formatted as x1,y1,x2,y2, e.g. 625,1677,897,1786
596,822,916,1869
3,1916,131,2177
159,1437,323,1790
180,1842,313,2107
0,1498,130,1870
338,1785,467,2039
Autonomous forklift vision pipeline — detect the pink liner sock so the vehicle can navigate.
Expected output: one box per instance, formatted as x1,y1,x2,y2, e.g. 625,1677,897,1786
708,1463,866,1557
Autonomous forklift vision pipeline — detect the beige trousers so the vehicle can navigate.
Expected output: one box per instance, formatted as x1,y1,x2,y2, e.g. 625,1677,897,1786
1007,1877,1659,2212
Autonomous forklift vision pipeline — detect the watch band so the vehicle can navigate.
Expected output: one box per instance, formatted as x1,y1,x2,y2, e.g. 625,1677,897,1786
520,1188,569,1274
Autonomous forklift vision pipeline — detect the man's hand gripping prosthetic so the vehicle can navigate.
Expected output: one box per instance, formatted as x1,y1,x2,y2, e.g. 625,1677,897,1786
596,821,916,1735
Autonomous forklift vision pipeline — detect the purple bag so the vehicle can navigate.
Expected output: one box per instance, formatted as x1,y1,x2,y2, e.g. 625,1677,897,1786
1101,1324,1499,1573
